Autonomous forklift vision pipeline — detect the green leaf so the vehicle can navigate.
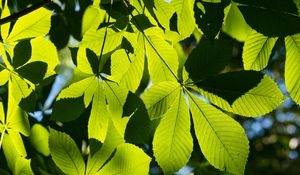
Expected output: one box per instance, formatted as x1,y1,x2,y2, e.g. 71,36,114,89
153,90,193,174
14,157,34,175
86,121,124,175
110,48,144,92
1,1,11,40
285,34,300,104
88,80,109,142
153,0,175,30
193,74,285,117
12,39,32,68
104,80,128,118
0,69,9,86
222,2,252,42
6,8,52,42
57,76,97,107
235,0,300,37
29,124,50,156
80,28,123,55
16,61,48,84
10,74,36,112
185,39,232,81
86,48,99,74
30,38,60,78
124,92,150,144
131,14,155,31
2,130,28,172
243,30,278,71
82,5,105,36
171,0,196,40
142,81,181,119
194,1,224,39
188,93,249,175
196,71,264,104
145,34,179,83
51,96,86,122
49,128,85,175
96,143,151,175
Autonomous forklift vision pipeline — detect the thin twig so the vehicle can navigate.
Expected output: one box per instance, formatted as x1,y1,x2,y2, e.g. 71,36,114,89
0,0,52,25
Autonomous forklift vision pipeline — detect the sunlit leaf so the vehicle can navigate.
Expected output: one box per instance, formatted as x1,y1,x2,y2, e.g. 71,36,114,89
192,73,285,117
49,128,85,175
86,121,124,175
153,90,193,174
285,34,300,105
82,5,105,36
145,33,179,83
7,8,52,42
243,30,278,71
96,143,151,175
142,81,181,119
29,124,50,156
1,1,10,40
188,93,249,175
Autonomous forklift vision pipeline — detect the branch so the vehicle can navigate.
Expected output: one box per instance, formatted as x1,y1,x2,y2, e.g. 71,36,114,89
0,0,52,25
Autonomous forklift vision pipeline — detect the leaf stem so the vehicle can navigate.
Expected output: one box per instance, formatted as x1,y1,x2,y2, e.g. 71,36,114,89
0,0,52,25
0,128,5,151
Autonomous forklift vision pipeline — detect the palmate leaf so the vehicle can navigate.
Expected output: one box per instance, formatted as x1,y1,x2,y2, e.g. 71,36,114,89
188,93,249,175
49,128,85,175
6,8,52,42
145,33,179,83
243,30,278,71
142,81,181,119
96,143,151,175
82,5,106,36
285,34,300,104
192,72,285,117
153,90,193,174
153,0,175,30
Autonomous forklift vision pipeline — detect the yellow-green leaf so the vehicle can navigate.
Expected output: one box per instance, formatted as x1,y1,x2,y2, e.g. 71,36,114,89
285,34,300,104
96,143,151,175
6,8,52,42
243,30,278,71
153,90,193,174
29,124,50,156
188,93,249,175
192,74,285,117
142,81,180,119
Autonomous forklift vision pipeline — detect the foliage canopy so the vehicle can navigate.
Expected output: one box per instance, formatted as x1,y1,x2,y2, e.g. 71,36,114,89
0,0,300,174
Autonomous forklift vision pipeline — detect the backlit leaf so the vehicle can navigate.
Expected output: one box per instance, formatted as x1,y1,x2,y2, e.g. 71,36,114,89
188,93,249,175
49,128,85,175
153,90,193,174
243,30,278,71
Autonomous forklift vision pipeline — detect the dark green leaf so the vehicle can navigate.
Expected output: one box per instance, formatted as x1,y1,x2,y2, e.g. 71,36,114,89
121,37,134,54
185,39,232,81
12,40,32,68
124,92,150,144
114,16,129,30
86,48,99,74
235,0,300,37
169,13,178,33
131,14,155,31
50,15,70,49
19,91,36,112
16,61,48,84
51,96,86,122
196,71,264,104
194,2,224,39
